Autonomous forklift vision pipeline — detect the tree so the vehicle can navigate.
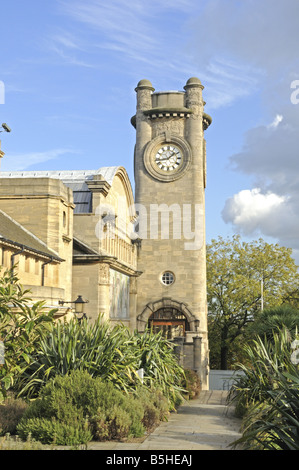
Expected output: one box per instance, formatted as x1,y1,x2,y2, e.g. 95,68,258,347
206,235,299,370
0,268,55,399
246,304,299,342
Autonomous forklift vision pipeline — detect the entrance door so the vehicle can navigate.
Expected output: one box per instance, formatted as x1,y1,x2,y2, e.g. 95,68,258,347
148,308,189,339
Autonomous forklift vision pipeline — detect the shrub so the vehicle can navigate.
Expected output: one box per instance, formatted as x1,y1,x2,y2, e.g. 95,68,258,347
136,386,169,431
0,433,44,450
88,383,145,440
229,327,299,450
16,318,185,414
0,397,28,435
17,370,146,445
17,417,92,447
183,369,201,399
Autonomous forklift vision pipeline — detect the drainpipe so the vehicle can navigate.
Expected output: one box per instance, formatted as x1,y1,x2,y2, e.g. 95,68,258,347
10,246,25,281
41,257,53,287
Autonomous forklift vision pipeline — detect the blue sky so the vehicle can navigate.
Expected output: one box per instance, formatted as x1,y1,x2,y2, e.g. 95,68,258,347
1,0,299,261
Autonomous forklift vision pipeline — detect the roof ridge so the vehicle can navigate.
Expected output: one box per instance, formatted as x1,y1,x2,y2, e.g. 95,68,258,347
0,209,61,259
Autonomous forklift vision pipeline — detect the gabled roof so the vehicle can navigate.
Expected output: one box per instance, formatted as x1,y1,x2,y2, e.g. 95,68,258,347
0,209,62,261
0,167,132,214
73,237,101,256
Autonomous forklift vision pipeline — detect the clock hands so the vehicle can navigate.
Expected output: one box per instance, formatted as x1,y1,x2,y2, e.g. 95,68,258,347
157,151,180,162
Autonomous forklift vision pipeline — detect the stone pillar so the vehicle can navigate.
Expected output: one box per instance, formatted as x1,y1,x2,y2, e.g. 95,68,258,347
193,335,202,376
173,336,184,366
129,276,138,331
134,79,154,203
98,264,111,322
184,77,204,154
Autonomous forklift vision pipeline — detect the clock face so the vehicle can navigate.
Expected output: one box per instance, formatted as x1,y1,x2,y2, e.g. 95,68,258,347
155,145,182,172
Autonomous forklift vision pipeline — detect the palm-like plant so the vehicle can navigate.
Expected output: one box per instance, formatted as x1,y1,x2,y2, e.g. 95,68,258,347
229,327,299,450
15,317,185,409
247,304,299,342
0,268,55,398
133,328,185,408
16,317,140,397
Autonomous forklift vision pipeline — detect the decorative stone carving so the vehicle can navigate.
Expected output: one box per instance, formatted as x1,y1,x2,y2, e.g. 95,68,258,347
152,118,184,139
136,90,152,111
99,263,110,285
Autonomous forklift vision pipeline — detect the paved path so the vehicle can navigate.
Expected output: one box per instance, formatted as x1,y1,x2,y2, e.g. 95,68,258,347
88,390,242,451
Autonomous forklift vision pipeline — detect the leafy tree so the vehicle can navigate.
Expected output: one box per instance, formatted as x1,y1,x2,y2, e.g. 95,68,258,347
0,268,55,399
207,235,299,369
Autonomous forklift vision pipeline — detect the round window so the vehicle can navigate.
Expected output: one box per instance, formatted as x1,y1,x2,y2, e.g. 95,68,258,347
161,272,175,286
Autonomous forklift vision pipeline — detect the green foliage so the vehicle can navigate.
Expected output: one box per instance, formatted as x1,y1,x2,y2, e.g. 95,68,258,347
182,369,201,399
0,396,28,435
229,327,299,450
136,386,169,430
207,235,299,369
17,370,169,445
247,304,299,341
0,268,56,398
0,433,45,450
15,316,141,398
17,417,92,447
0,269,185,447
133,328,185,409
15,317,185,411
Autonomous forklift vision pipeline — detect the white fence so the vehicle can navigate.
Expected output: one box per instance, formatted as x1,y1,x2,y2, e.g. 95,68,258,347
209,370,245,391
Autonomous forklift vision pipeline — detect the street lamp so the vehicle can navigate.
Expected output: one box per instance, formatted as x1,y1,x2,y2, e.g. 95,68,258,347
74,295,88,321
59,295,89,322
0,123,11,133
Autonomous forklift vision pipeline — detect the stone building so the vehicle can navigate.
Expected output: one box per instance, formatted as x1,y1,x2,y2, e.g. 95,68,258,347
0,78,211,388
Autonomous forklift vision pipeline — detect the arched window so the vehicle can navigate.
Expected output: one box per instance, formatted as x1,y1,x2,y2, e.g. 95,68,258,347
148,307,189,339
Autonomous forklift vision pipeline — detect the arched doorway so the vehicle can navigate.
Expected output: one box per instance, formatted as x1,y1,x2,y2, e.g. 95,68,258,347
148,307,190,339
137,298,198,337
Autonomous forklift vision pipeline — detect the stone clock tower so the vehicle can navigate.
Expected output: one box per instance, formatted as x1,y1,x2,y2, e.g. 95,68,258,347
131,78,212,389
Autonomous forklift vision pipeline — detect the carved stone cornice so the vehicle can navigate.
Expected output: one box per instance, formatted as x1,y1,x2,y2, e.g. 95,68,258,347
86,178,111,196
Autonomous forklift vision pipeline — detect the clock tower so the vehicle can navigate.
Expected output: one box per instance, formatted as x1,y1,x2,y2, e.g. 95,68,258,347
132,78,211,389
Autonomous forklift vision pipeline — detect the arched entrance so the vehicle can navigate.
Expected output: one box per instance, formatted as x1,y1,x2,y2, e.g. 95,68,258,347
137,298,198,338
148,307,189,339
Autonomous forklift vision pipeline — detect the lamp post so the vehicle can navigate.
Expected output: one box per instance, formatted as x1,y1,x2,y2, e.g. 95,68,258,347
59,295,89,322
74,295,88,322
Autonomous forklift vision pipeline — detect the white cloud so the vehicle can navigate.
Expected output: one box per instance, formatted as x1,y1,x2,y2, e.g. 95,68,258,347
1,148,73,171
268,114,283,129
222,188,287,235
222,188,299,263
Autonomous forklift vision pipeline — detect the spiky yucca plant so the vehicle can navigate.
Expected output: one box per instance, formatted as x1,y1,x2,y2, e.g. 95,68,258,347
15,317,185,409
230,327,299,450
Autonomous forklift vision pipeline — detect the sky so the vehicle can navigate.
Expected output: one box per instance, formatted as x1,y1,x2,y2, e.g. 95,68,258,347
1,0,299,262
